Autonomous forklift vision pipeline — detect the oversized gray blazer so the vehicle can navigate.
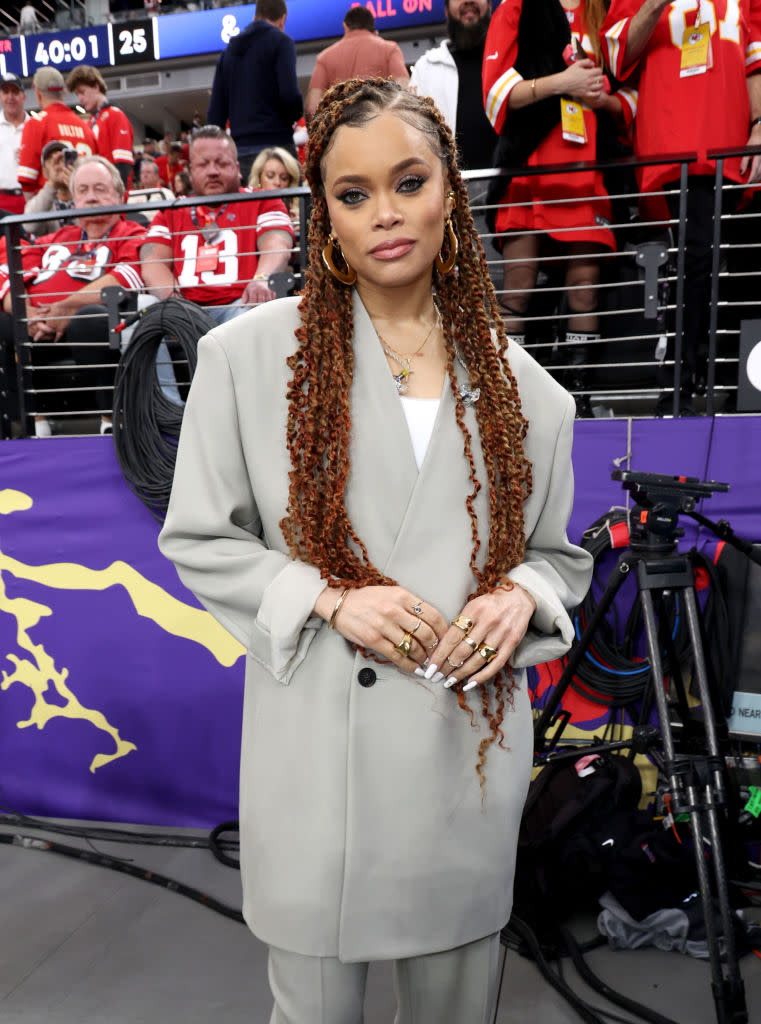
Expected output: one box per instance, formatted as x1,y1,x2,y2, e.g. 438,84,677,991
158,290,593,962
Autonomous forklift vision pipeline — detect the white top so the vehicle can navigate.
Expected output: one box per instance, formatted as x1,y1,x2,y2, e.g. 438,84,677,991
400,395,440,470
0,111,29,191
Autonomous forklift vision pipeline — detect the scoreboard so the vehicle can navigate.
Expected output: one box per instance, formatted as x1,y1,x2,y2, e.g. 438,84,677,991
0,1,446,78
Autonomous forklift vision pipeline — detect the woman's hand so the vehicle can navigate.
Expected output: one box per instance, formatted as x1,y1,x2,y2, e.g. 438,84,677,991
315,585,448,674
424,585,537,691
560,58,604,105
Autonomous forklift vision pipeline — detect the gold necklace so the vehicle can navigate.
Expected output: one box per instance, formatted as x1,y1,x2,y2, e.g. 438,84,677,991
375,307,441,394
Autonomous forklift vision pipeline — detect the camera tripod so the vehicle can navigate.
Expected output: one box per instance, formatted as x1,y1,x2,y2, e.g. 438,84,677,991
534,471,750,1024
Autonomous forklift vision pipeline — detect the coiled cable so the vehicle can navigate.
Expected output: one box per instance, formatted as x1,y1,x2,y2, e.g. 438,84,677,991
567,510,691,707
112,297,213,523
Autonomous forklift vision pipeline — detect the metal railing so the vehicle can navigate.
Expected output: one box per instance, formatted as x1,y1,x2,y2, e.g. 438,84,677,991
0,186,309,438
2,147,761,438
465,145,761,418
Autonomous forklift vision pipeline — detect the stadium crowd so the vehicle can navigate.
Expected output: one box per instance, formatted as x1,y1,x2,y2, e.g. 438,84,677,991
2,0,761,436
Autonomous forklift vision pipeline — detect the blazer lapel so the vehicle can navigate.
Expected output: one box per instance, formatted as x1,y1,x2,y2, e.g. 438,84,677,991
345,291,419,568
345,290,490,582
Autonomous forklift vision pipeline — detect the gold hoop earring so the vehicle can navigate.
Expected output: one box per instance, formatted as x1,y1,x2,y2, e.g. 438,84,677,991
435,217,458,275
321,233,357,286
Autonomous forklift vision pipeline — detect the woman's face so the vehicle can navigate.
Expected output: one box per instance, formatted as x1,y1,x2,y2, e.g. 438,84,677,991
321,110,453,293
260,157,291,190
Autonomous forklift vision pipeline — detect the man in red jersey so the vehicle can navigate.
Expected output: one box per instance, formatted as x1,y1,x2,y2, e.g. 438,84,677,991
0,156,144,434
155,140,187,187
140,125,293,325
601,0,761,412
65,65,134,189
17,67,96,199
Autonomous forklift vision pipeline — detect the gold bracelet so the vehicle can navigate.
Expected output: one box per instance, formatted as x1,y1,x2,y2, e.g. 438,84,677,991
328,587,350,630
253,272,269,281
531,78,537,103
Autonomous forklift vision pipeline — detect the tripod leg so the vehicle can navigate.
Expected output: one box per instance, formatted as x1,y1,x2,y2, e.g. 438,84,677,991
682,588,746,1020
534,555,633,751
639,584,747,1024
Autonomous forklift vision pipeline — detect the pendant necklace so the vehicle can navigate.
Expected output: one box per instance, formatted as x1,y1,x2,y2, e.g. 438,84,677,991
453,343,481,407
375,305,441,394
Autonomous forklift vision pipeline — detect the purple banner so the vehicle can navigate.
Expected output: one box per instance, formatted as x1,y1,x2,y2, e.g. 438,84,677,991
0,438,244,828
1,418,760,827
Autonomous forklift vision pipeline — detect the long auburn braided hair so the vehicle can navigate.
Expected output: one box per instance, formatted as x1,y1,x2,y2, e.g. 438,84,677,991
279,79,533,790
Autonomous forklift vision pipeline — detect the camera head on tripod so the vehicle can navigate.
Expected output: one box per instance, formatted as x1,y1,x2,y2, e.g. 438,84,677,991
612,470,729,552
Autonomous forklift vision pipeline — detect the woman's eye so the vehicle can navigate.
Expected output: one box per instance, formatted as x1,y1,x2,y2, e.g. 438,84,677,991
338,188,366,205
398,175,425,194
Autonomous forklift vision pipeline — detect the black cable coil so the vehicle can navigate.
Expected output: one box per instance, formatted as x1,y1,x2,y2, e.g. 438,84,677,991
567,509,692,707
112,297,213,523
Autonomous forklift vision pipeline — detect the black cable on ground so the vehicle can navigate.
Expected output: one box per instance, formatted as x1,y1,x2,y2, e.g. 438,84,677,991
112,297,213,523
0,830,245,925
560,926,680,1024
502,916,607,1024
0,809,239,855
209,820,240,869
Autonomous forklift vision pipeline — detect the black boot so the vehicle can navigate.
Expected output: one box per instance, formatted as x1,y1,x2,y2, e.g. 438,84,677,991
565,331,598,417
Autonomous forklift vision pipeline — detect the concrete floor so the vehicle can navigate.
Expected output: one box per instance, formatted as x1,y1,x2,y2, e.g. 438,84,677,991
1,821,759,1024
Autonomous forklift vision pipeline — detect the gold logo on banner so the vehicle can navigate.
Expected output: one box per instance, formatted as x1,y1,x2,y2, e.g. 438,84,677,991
0,489,244,773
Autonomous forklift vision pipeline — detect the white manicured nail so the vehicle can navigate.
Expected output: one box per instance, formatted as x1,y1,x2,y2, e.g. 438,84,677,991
463,679,478,691
414,667,426,677
444,676,457,688
431,671,445,683
424,663,438,680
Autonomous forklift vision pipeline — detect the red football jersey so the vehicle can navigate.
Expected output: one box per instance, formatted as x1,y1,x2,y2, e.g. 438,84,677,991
17,102,96,191
602,0,761,192
0,218,144,306
145,192,294,306
155,155,187,187
90,103,134,168
483,0,636,248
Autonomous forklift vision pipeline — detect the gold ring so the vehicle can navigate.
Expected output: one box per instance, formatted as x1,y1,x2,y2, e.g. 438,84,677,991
410,617,422,635
463,635,479,650
477,643,498,664
451,615,473,634
396,631,414,658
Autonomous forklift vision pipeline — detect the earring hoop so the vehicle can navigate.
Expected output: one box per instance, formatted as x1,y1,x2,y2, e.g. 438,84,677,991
322,233,357,286
435,217,458,275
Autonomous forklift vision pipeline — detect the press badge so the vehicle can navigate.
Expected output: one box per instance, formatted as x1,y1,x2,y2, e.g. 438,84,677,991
196,244,220,273
680,22,712,77
561,98,586,144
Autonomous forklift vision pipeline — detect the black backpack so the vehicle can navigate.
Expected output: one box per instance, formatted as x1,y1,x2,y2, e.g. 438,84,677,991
512,753,650,938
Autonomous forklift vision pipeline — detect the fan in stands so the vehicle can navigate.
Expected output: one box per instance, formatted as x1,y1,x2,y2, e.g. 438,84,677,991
139,125,294,325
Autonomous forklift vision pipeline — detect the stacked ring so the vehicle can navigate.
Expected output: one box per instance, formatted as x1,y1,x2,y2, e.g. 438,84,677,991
412,602,423,615
410,617,422,635
477,643,498,664
451,615,474,634
463,635,479,651
396,631,414,657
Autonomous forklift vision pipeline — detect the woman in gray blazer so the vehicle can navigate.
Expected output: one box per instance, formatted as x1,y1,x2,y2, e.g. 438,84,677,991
159,78,593,1024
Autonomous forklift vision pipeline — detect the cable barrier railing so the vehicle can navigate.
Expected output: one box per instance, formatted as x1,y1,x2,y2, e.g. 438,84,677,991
2,146,760,439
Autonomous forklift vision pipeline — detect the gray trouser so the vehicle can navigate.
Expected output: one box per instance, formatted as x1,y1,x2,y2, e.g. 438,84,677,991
267,931,501,1024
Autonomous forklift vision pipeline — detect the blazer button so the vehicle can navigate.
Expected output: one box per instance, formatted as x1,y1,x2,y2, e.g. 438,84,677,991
358,668,376,687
